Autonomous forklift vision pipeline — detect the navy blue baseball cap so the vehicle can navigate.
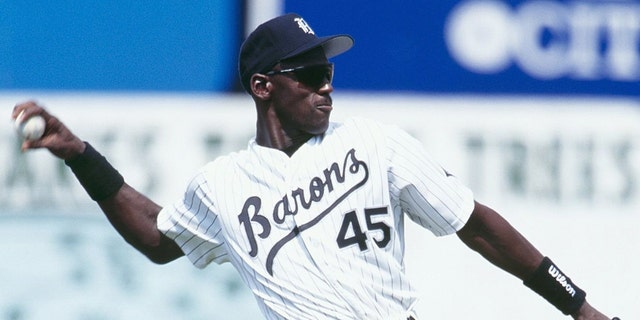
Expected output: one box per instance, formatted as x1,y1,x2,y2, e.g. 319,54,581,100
239,13,354,92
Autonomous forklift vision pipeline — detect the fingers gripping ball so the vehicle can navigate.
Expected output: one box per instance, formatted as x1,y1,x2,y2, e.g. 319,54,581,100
14,111,46,141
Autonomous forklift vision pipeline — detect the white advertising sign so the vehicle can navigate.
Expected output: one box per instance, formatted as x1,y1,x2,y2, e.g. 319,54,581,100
1,93,637,319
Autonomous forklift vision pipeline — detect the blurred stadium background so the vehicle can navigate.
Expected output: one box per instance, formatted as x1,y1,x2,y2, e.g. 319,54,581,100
1,0,638,319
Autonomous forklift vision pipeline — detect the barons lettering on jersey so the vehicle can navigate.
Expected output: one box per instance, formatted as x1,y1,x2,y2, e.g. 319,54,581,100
237,148,369,275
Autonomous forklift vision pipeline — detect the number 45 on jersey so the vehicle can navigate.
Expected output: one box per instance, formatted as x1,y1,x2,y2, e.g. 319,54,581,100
336,206,391,251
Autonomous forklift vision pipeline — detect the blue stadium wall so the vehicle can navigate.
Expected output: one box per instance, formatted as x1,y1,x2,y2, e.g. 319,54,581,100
285,0,639,97
0,1,243,92
1,0,637,96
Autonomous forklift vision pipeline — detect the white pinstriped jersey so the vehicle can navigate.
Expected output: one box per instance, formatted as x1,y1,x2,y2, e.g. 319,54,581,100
157,117,475,320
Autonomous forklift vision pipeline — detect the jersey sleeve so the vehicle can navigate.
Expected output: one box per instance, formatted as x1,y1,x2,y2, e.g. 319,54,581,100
157,168,229,268
385,124,475,236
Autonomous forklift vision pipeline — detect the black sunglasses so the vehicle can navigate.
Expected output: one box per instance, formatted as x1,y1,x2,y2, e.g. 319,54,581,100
266,63,334,88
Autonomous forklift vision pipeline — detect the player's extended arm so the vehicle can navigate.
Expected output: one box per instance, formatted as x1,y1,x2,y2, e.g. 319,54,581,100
96,183,184,264
11,101,184,264
456,201,611,320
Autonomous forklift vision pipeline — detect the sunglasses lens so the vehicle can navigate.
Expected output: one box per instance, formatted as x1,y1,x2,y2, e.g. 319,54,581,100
294,64,333,88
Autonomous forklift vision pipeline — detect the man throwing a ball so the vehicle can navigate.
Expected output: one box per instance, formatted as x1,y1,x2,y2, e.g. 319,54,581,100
11,13,618,320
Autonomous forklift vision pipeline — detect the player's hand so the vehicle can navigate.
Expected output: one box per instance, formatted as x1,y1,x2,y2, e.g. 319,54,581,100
11,101,86,160
571,301,614,320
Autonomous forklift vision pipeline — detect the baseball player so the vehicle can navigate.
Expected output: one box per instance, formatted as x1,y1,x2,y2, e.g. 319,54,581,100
12,13,618,320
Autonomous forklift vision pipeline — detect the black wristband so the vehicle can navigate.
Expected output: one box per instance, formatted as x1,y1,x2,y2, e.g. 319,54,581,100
524,257,587,315
65,142,124,201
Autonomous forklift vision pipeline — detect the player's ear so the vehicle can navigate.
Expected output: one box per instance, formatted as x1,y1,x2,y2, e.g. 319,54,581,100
251,74,271,100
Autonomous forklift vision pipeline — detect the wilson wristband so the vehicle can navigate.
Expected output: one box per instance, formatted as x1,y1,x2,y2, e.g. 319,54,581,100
524,257,587,315
65,142,124,201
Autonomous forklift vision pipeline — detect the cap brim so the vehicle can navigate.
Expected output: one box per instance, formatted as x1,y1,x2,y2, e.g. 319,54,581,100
282,34,354,61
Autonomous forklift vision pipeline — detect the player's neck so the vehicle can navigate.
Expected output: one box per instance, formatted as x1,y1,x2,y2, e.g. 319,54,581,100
282,132,313,156
255,107,315,156
256,131,312,156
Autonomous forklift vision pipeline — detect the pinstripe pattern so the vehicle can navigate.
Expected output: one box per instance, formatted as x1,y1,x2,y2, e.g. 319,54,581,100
157,117,474,319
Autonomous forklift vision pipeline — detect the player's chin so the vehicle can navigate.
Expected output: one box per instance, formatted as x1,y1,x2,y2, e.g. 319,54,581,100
307,120,330,135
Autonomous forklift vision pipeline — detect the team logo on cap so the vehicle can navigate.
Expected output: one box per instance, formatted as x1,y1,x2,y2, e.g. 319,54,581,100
294,17,315,35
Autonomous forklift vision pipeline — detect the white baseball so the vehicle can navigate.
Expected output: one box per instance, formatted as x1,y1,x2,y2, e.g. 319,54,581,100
15,111,46,141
